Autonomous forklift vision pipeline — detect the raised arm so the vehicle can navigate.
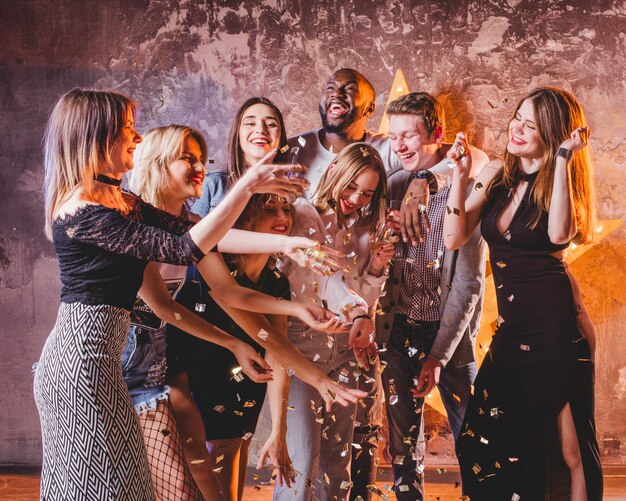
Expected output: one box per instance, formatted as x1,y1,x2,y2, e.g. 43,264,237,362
399,144,490,246
188,150,309,253
444,133,501,250
196,253,343,332
209,296,366,412
137,262,272,383
548,127,589,244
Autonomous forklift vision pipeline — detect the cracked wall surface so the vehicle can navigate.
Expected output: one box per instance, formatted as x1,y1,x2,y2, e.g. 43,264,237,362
1,0,625,465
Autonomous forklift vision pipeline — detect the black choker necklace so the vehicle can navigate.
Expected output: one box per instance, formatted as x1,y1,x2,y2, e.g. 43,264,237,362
94,174,122,187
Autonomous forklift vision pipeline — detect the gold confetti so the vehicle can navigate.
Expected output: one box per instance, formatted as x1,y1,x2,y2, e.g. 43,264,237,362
437,467,447,474
243,400,256,408
472,463,482,474
520,344,531,351
479,436,489,445
496,261,507,268
279,144,290,154
474,182,484,190
297,136,306,147
190,459,205,464
343,232,352,245
258,329,269,341
507,294,514,302
215,454,224,464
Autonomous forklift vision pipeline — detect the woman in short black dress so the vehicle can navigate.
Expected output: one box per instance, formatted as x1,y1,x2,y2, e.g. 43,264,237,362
444,87,602,500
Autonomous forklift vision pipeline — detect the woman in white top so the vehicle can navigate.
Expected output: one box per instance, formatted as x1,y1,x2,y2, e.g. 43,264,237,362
275,142,397,501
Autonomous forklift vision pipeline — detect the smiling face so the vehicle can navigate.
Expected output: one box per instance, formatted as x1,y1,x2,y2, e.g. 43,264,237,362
165,136,205,200
249,197,293,235
238,103,281,165
388,114,442,172
336,167,380,215
319,69,374,134
108,109,142,175
507,98,544,162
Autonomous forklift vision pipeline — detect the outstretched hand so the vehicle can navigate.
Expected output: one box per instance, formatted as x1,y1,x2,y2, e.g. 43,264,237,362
317,377,367,412
242,149,310,198
231,341,273,384
283,242,344,276
257,432,295,488
294,302,348,332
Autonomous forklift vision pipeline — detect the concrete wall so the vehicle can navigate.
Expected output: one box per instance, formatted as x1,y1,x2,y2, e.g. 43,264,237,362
1,0,625,465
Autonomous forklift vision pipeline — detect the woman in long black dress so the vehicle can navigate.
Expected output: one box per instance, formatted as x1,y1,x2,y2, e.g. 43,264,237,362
33,88,310,500
443,87,602,500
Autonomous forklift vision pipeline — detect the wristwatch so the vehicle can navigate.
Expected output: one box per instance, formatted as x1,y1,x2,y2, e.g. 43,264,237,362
413,169,438,195
556,147,573,161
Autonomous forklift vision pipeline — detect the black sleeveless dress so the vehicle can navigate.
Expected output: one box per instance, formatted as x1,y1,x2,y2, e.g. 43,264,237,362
456,171,603,500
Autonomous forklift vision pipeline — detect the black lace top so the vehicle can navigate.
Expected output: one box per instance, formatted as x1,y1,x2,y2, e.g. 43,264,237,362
52,194,205,309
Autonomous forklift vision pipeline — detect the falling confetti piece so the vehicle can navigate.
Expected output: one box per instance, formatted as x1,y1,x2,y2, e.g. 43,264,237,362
280,144,290,154
213,405,226,413
190,459,205,464
258,329,269,341
479,436,489,445
497,315,505,327
243,400,256,408
446,206,460,215
242,432,253,440
298,136,306,147
472,463,482,474
160,428,170,437
474,182,484,190
437,467,447,474
194,303,206,312
520,344,531,351
507,294,514,302
174,312,181,320
496,261,507,268
215,454,224,464
512,494,521,501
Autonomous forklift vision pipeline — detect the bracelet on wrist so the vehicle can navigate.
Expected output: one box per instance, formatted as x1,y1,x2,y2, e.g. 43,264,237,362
555,147,573,162
353,314,371,321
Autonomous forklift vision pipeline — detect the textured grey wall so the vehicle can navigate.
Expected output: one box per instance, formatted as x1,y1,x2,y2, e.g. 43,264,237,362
1,0,625,465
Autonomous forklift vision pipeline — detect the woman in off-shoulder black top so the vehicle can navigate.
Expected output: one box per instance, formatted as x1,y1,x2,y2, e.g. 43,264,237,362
444,87,602,500
33,89,309,501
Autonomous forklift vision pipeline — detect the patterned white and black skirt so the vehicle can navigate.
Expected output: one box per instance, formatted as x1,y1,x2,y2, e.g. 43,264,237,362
34,302,155,500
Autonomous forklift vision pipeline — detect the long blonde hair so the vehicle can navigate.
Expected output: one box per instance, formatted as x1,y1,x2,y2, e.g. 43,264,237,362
128,125,208,210
43,88,136,239
488,87,597,244
314,142,387,235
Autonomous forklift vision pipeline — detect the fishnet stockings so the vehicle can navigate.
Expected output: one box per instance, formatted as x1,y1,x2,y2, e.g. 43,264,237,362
139,399,205,501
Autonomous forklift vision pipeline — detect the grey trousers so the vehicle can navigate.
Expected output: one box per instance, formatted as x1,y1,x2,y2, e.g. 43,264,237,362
274,325,373,501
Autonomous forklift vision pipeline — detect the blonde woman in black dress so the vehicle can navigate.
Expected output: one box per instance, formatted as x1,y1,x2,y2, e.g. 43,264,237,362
444,87,602,500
